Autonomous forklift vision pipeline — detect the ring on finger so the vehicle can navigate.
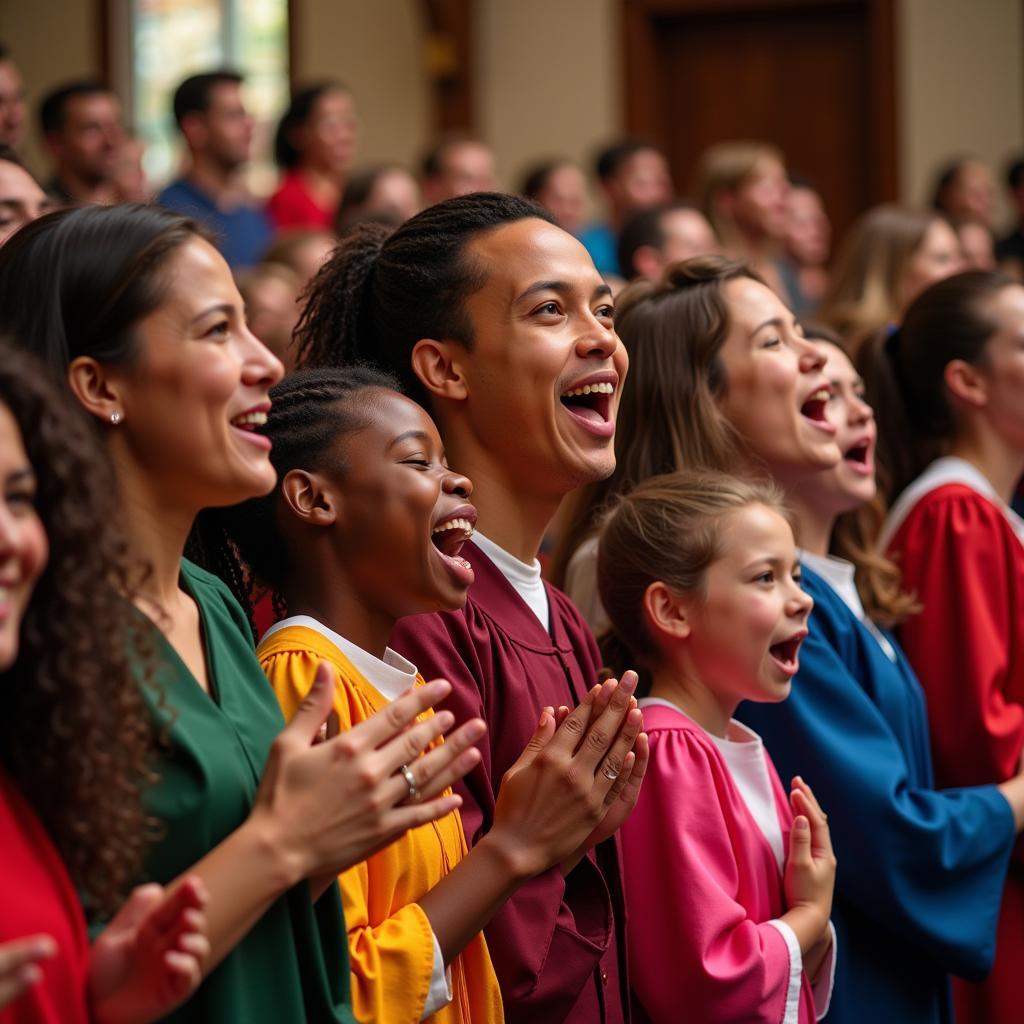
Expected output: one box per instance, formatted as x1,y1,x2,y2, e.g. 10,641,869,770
601,764,620,782
398,763,421,803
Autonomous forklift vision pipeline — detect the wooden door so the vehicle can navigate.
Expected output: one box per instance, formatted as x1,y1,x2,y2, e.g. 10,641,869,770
623,0,897,240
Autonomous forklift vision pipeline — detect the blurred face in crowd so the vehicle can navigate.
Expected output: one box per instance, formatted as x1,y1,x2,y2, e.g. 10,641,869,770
607,148,672,216
0,159,51,244
367,167,422,223
957,220,996,271
945,160,997,226
659,207,718,264
0,58,26,151
785,186,830,268
112,136,148,202
48,91,124,186
900,219,965,311
537,163,588,236
303,87,358,176
731,156,790,242
429,141,498,202
968,283,1024,453
187,81,254,171
239,266,301,374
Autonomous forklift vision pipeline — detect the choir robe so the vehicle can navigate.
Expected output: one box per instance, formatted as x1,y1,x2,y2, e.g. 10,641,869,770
136,560,356,1024
257,621,504,1024
738,566,1015,1024
389,540,629,1024
0,769,89,1024
621,703,829,1024
884,459,1024,1024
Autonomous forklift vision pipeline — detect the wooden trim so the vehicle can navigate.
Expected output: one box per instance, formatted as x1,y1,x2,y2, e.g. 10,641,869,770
867,0,899,202
419,0,475,134
287,0,298,90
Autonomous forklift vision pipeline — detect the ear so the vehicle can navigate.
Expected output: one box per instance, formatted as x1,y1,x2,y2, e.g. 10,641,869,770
714,187,736,222
410,338,469,403
632,245,664,282
179,111,207,150
642,580,691,644
280,469,337,527
67,356,125,425
944,358,989,411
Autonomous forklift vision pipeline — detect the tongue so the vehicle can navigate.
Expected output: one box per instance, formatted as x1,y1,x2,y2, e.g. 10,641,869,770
564,403,604,425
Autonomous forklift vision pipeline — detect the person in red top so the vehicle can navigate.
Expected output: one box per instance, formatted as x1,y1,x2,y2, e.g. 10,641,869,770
295,193,649,1023
866,269,1024,1024
267,82,357,231
0,343,209,1023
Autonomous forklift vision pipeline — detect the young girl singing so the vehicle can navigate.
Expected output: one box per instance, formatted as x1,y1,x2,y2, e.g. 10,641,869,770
215,366,645,1024
597,469,836,1024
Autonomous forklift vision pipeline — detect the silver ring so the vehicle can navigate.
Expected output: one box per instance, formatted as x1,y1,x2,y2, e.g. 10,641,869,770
602,764,620,782
398,763,420,803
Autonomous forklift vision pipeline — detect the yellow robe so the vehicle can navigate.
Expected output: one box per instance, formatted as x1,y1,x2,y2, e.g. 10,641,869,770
258,624,504,1024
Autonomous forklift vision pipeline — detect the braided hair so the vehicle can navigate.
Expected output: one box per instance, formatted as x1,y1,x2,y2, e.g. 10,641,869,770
294,191,556,402
189,365,400,638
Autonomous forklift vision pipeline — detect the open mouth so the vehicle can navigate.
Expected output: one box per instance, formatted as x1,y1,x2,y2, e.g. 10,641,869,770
430,511,476,587
843,438,874,474
799,387,832,426
768,631,806,676
559,379,616,438
230,406,272,449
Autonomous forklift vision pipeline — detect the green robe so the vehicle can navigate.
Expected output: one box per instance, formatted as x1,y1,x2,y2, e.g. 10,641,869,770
140,559,355,1023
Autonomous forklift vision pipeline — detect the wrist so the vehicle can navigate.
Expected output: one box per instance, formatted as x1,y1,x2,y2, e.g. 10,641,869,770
244,809,307,890
477,827,545,883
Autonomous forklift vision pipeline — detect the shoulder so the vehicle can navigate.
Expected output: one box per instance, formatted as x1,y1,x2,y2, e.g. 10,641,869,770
896,483,1011,546
180,559,253,642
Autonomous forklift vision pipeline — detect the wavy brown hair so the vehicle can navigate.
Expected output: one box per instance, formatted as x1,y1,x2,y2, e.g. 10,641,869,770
0,342,154,917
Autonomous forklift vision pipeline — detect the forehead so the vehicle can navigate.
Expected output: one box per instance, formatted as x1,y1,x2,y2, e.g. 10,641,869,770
0,60,21,91
160,236,239,308
467,217,603,300
717,502,794,560
989,284,1024,336
0,160,43,201
209,81,244,109
66,92,120,122
444,142,491,170
356,389,440,445
0,402,27,467
818,341,855,379
620,149,666,178
663,208,708,235
723,275,790,331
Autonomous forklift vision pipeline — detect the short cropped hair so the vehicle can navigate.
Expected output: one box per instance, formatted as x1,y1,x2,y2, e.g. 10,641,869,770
172,70,243,128
39,81,111,136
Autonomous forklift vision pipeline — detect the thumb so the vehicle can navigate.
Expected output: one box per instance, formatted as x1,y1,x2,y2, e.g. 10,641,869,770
789,815,812,866
288,661,336,744
513,708,557,770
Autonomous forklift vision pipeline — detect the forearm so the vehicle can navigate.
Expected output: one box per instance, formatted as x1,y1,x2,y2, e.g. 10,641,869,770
802,924,832,981
417,832,531,965
779,904,828,957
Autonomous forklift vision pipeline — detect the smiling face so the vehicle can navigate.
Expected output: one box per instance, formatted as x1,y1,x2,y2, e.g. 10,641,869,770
733,156,790,241
0,160,51,245
682,504,811,711
446,217,628,499
900,219,964,312
304,88,358,175
0,403,48,671
716,276,841,489
105,237,284,510
321,390,477,617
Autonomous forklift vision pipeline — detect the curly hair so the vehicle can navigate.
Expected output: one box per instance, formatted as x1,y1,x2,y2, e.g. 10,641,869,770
0,341,155,918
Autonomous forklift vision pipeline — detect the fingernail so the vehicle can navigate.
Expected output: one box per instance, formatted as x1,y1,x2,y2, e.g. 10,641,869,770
622,671,638,693
467,719,487,739
434,710,455,729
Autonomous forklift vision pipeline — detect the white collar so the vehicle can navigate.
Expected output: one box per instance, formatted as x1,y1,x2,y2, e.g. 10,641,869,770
262,614,418,701
471,530,550,631
880,456,1024,550
638,696,762,749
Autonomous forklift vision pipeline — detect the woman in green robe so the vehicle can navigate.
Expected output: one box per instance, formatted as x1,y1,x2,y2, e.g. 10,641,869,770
0,204,485,1022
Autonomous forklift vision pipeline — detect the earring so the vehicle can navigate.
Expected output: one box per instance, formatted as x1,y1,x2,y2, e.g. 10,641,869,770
110,410,123,425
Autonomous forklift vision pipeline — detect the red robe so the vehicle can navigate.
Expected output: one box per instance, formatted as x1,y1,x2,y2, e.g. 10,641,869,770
886,461,1024,1024
0,768,89,1024
389,540,628,1024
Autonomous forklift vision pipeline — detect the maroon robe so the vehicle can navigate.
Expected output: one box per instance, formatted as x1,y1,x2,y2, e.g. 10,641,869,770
390,540,629,1024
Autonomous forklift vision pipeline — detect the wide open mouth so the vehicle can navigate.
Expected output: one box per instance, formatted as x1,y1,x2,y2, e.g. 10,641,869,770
768,632,806,674
799,387,832,424
844,439,870,465
430,515,474,561
559,381,615,427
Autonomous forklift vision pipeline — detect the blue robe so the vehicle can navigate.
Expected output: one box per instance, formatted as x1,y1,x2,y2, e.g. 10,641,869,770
737,565,1015,1024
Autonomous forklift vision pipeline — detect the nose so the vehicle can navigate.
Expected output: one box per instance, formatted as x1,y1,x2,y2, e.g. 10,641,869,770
577,315,619,361
848,389,874,427
795,333,827,374
442,468,473,500
788,579,813,621
241,326,285,388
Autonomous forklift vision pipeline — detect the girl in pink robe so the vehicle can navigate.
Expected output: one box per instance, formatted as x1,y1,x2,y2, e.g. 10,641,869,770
597,470,837,1023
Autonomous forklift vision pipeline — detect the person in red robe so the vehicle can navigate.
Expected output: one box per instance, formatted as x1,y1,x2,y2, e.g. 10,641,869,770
295,192,650,1023
867,269,1024,1024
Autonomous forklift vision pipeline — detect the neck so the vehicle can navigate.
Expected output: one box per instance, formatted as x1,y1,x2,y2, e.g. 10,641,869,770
786,487,835,557
299,164,343,200
949,423,1024,505
57,167,115,205
282,549,395,661
186,154,244,204
648,661,734,739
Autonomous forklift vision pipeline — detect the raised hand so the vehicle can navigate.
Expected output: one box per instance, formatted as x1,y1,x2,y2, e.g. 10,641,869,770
0,934,56,1011
782,776,836,952
88,876,209,1024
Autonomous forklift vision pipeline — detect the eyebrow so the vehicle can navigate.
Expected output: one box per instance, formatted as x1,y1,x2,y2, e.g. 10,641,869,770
5,467,35,486
386,430,432,451
190,302,235,326
514,279,614,305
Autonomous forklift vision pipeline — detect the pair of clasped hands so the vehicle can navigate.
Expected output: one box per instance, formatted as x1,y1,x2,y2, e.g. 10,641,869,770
0,667,647,1021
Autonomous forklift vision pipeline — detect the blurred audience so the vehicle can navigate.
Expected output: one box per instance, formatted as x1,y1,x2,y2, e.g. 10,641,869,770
420,133,498,204
819,203,963,350
158,70,270,269
931,156,997,228
262,228,335,291
995,156,1024,281
579,137,673,275
693,139,791,299
235,262,302,372
616,200,717,282
781,178,831,315
520,158,589,236
0,46,26,152
39,81,124,205
335,163,421,232
0,145,50,245
954,217,997,271
268,81,358,231
110,134,149,203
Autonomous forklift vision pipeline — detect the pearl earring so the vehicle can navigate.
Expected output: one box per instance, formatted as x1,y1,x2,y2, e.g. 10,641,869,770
110,410,123,425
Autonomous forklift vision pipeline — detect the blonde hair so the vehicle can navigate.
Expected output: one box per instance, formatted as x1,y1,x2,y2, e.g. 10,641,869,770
596,469,791,684
819,204,945,350
692,140,785,240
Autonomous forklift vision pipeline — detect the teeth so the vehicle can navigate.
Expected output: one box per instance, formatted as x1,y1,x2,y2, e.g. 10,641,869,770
807,389,830,403
432,517,474,537
562,382,615,398
232,411,268,427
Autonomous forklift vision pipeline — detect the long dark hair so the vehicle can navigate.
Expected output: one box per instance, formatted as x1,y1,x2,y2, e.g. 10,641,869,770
294,191,555,401
0,341,154,917
274,81,349,170
860,269,1015,502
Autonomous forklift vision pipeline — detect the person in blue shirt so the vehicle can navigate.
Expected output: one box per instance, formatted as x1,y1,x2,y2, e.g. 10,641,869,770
157,71,271,269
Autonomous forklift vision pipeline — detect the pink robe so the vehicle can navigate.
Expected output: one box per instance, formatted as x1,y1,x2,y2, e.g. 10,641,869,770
621,704,825,1023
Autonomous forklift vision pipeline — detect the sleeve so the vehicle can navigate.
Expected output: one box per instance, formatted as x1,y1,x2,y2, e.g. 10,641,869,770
893,492,1024,787
743,624,1015,980
389,613,614,1021
266,180,306,231
259,648,438,1024
811,922,838,1020
622,728,797,1024
423,932,453,1018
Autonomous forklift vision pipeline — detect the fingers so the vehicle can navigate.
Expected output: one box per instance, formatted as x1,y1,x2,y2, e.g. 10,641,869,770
788,814,812,866
141,876,208,938
791,777,833,855
0,935,56,1006
375,708,455,779
543,684,604,758
577,672,639,772
594,705,644,796
611,732,649,808
791,776,827,820
511,708,557,770
373,793,464,853
106,882,165,932
286,661,337,745
354,679,452,750
406,718,486,802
